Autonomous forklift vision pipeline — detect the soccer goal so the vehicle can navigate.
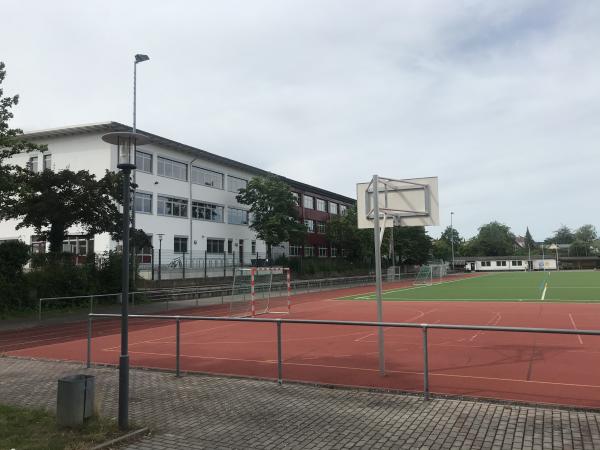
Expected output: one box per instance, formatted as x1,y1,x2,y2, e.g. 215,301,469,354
413,264,447,286
229,267,291,317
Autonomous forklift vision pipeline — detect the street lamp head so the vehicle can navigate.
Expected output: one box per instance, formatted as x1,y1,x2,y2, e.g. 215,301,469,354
102,132,149,170
158,233,164,241
135,54,150,63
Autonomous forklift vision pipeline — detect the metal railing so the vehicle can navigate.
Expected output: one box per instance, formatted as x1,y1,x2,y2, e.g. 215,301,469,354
39,274,413,320
86,313,600,401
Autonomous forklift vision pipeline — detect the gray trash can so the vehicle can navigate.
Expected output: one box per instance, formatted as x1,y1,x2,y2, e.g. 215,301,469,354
57,374,95,427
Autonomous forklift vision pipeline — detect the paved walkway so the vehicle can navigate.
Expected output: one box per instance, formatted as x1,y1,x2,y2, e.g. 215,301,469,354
1,357,600,449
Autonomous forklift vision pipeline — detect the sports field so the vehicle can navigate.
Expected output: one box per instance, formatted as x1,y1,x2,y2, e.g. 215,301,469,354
3,271,600,409
347,271,600,302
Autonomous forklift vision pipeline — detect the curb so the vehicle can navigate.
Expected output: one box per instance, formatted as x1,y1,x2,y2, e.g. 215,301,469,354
91,427,149,450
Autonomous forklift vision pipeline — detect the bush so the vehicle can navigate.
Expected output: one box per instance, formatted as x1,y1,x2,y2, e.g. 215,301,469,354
0,240,30,278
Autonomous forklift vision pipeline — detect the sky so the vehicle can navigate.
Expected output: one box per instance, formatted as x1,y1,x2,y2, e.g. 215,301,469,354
3,0,599,240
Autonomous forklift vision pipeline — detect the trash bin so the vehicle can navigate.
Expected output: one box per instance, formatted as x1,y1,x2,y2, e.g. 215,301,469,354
57,374,95,427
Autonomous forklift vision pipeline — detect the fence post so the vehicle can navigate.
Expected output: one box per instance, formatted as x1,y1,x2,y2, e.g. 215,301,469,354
87,316,92,369
423,326,429,401
223,252,226,277
204,250,207,278
38,299,42,321
90,296,94,315
151,248,155,281
176,318,181,377
277,320,283,385
183,253,186,279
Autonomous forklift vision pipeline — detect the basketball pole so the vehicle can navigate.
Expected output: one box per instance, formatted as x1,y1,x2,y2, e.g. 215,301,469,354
372,174,385,376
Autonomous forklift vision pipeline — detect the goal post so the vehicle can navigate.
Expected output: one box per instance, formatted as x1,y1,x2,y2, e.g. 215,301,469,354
230,267,291,317
413,264,447,286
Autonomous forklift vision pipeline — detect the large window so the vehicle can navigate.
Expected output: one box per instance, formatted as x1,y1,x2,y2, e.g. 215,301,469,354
251,240,256,254
329,202,338,214
157,195,188,217
192,166,224,189
316,199,326,212
303,195,314,209
28,156,38,173
62,236,94,256
304,246,314,257
317,221,326,234
318,246,328,257
339,204,347,215
157,156,188,181
289,245,301,256
207,238,225,253
174,236,188,253
136,151,152,173
227,175,247,193
292,192,300,206
192,201,223,222
134,192,153,214
43,154,52,171
228,207,249,225
331,247,338,258
304,219,315,233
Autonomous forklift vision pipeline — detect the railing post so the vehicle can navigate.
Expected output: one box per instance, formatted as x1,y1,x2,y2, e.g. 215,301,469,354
223,252,226,277
182,253,186,279
204,250,207,278
176,318,181,377
38,299,42,321
423,325,429,401
90,296,94,315
277,320,283,385
87,316,92,369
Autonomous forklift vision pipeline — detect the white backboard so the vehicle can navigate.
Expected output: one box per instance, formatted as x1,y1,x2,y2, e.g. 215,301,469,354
356,176,439,229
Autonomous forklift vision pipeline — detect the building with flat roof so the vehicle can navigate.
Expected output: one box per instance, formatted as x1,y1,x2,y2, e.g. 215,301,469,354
0,122,354,275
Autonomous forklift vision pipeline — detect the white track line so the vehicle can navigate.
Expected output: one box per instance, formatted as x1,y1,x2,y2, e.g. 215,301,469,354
568,313,584,345
541,283,548,301
354,309,436,342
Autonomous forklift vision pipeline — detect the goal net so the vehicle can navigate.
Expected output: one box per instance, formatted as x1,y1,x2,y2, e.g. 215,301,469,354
413,264,447,286
229,267,291,317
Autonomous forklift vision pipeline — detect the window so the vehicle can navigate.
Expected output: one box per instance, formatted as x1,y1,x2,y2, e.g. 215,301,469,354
481,261,491,267
292,192,300,206
304,219,315,233
137,235,153,264
43,154,52,171
289,245,301,256
157,156,188,181
192,166,224,189
304,246,314,257
228,207,249,225
157,196,188,217
28,156,38,173
317,221,326,234
331,247,338,258
62,236,94,256
227,175,247,193
251,240,256,254
174,236,188,253
228,239,233,254
207,238,225,253
135,151,152,173
192,201,223,222
134,192,153,214
318,246,328,257
496,261,507,267
316,199,326,212
31,235,46,254
303,195,314,209
329,202,338,214
339,205,347,215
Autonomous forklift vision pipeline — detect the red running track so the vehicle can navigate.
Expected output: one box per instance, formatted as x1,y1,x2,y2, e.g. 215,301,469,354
2,277,600,409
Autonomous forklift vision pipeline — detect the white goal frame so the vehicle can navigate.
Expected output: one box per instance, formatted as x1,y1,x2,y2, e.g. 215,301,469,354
230,267,292,317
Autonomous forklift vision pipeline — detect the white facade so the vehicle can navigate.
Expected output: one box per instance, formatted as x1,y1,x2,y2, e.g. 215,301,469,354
0,124,273,265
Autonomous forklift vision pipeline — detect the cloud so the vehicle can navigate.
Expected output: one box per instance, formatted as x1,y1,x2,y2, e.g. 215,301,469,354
3,0,599,239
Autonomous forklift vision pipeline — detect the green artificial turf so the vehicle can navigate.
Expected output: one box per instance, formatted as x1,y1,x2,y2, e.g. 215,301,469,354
345,271,600,302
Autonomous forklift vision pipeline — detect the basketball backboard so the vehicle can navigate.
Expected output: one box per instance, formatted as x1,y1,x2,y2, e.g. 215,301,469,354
356,176,439,229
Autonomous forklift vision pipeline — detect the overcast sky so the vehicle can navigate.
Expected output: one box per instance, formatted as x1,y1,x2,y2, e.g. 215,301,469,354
3,0,599,240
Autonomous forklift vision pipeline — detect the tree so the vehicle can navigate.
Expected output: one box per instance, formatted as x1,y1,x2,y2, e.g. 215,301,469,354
236,175,307,259
0,61,46,211
545,225,575,244
388,226,432,265
574,224,597,244
3,169,123,253
326,206,372,260
470,221,516,256
524,227,536,250
0,240,30,278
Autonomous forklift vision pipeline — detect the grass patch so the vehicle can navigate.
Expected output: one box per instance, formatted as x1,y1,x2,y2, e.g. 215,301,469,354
0,403,123,450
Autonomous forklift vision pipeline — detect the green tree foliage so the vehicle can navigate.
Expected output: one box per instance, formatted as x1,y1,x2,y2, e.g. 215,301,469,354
574,224,597,244
3,169,123,253
326,206,372,261
0,240,30,278
387,226,432,265
0,61,46,210
469,221,516,256
524,227,536,249
236,175,307,259
545,225,575,244
432,226,462,261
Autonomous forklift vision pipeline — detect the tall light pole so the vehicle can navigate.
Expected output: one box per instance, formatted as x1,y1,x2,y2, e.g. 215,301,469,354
102,131,149,430
450,211,455,270
131,54,150,291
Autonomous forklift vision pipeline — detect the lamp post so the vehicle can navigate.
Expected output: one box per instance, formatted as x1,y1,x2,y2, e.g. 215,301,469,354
131,54,150,292
102,131,149,430
450,212,455,270
158,233,164,281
